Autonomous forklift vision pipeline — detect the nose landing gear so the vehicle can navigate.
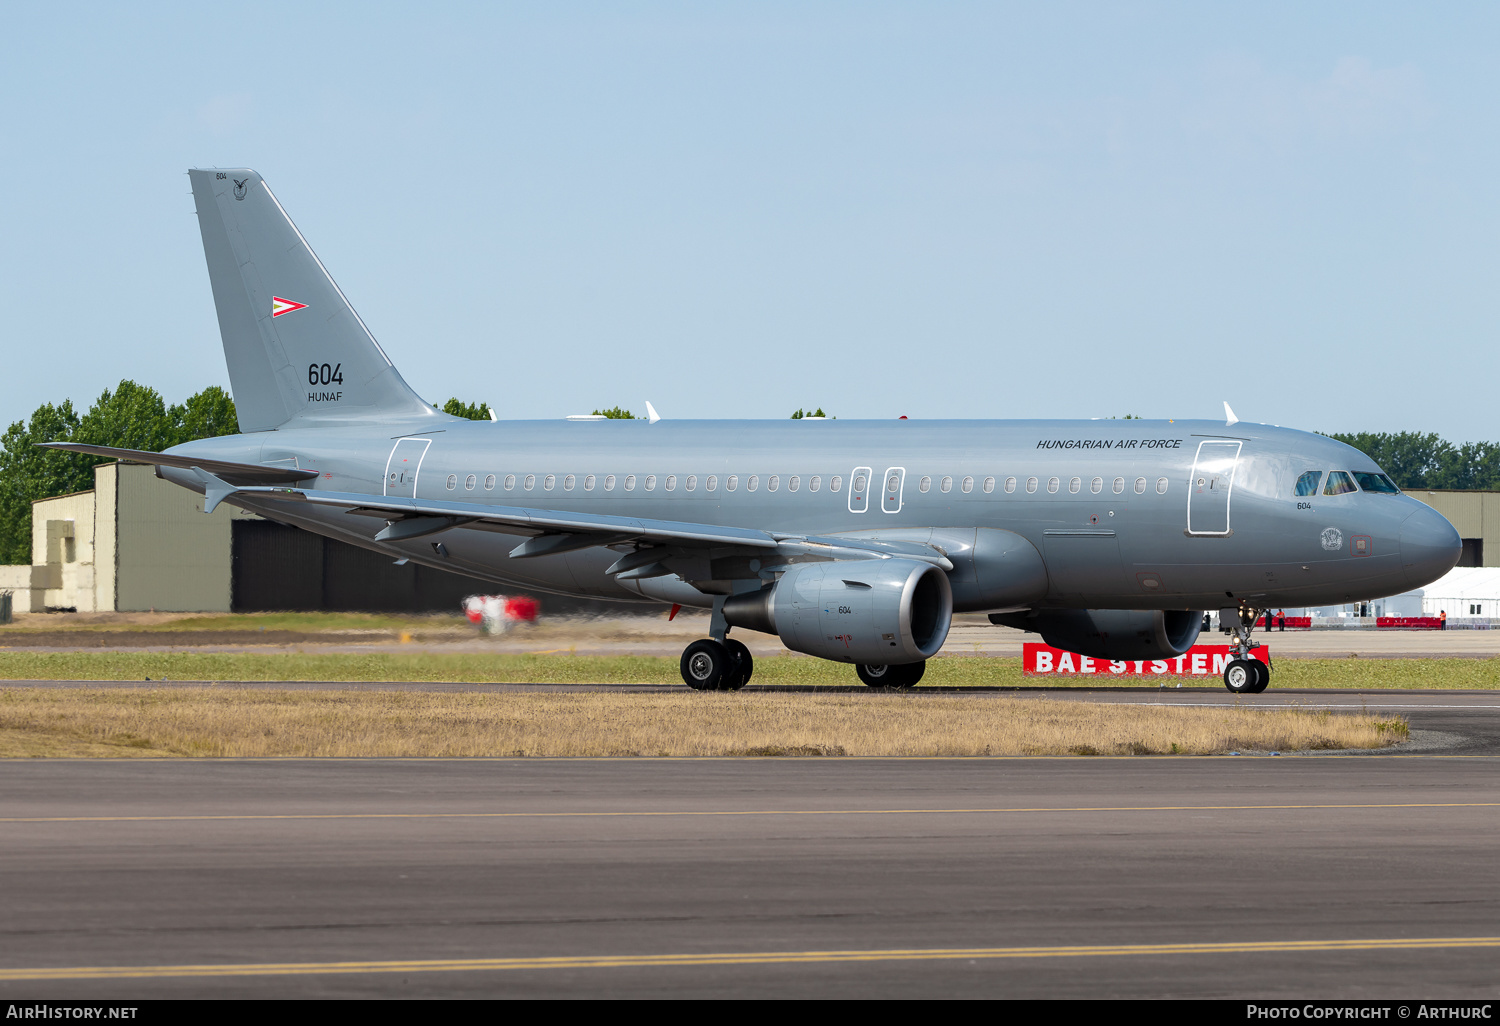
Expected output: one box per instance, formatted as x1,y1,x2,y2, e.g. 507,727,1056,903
1220,606,1271,694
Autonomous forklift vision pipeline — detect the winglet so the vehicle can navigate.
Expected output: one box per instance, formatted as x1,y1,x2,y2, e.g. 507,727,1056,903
645,401,661,425
1223,401,1239,427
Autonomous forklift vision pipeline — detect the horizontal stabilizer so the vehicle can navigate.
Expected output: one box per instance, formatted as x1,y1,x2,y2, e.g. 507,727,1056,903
38,443,321,485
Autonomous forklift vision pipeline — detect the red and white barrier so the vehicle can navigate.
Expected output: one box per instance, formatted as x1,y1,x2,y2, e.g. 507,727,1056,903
462,594,540,634
1023,642,1269,677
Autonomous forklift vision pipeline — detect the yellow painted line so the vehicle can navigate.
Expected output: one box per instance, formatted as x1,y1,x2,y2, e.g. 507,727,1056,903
4,936,1499,981
1,802,1497,824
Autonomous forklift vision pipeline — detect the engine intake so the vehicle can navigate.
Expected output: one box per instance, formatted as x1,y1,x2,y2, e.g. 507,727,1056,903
990,608,1203,661
723,558,952,664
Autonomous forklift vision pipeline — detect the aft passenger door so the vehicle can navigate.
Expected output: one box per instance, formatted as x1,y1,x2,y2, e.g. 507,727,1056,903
384,437,431,498
1187,440,1242,536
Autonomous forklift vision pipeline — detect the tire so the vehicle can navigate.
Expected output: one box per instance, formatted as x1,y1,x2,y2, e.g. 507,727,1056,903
1247,659,1271,694
1223,658,1257,694
856,661,925,689
723,639,753,690
681,639,729,691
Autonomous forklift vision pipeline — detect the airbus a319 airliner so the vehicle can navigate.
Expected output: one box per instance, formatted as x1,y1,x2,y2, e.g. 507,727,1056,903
48,169,1462,693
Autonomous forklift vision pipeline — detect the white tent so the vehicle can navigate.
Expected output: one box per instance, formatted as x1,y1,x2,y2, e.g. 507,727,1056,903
1419,567,1500,618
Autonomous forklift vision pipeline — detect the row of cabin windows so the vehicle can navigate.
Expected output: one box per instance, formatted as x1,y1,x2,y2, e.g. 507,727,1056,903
442,473,844,494
916,475,1168,496
1293,471,1401,497
441,472,1172,496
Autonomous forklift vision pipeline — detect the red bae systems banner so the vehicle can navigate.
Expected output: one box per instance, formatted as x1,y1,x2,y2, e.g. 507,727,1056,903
1023,643,1270,677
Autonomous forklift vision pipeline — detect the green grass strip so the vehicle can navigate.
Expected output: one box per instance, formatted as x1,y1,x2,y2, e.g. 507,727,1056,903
0,652,1496,689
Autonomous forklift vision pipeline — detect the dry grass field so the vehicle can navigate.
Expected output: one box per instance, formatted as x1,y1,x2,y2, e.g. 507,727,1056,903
0,688,1407,758
0,650,1496,689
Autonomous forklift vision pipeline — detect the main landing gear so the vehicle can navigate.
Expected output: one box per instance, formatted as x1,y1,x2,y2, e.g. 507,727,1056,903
1220,605,1271,695
855,661,926,689
679,638,753,691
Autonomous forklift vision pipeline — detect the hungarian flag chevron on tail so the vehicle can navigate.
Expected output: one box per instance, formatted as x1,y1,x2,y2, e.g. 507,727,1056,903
188,168,447,432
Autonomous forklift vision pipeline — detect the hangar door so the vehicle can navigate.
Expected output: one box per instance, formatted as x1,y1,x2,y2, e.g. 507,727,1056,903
1187,440,1242,537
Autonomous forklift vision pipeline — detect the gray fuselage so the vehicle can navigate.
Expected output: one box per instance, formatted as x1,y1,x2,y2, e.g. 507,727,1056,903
159,415,1461,614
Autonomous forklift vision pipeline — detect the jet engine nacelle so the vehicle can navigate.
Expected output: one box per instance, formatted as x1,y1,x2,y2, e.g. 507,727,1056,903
991,608,1203,661
723,558,953,664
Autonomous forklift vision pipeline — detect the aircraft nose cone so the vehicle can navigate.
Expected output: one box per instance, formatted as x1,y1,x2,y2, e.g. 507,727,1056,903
1400,506,1462,590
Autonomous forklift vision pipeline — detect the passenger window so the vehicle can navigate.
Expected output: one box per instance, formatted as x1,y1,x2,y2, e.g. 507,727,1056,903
524,474,535,491
665,475,675,491
584,474,596,491
1134,478,1146,494
484,474,496,490
1047,477,1060,493
503,474,515,491
624,475,636,491
604,475,616,491
788,475,800,492
940,476,953,493
1025,477,1038,493
830,476,843,493
918,476,930,494
446,474,457,490
961,476,974,493
727,475,737,491
809,476,820,492
1068,477,1081,494
685,475,696,492
1156,477,1168,494
464,474,476,491
544,474,556,491
644,475,656,491
768,475,779,492
983,477,995,493
706,475,717,492
1113,477,1124,494
1294,471,1323,497
1324,471,1357,496
563,474,575,491
748,475,759,492
1005,477,1017,494
1352,472,1400,494
1090,477,1102,494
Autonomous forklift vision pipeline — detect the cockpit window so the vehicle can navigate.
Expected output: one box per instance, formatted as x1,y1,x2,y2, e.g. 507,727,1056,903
1323,471,1358,496
1353,472,1401,494
1294,471,1323,497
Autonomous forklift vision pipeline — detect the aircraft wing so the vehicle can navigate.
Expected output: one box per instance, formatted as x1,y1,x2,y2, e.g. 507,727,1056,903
198,478,953,577
38,443,321,485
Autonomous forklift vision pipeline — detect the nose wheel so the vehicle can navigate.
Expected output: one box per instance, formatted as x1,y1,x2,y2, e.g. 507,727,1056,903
1223,658,1269,694
1220,605,1271,693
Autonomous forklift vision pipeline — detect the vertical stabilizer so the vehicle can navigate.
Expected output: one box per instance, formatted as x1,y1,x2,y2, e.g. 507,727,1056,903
188,168,446,432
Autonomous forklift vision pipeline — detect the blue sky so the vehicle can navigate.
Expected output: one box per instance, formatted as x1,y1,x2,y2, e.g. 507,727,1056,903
1,2,1495,436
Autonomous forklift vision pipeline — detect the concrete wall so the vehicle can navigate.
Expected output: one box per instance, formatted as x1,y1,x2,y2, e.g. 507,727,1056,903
29,488,96,611
114,464,234,612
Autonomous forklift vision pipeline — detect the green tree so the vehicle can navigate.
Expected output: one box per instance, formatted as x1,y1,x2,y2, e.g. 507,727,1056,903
0,383,240,566
0,401,92,564
439,398,493,420
591,406,635,419
791,408,831,419
174,385,239,441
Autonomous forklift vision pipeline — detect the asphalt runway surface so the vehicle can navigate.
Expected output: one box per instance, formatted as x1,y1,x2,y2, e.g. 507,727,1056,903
1,688,1498,999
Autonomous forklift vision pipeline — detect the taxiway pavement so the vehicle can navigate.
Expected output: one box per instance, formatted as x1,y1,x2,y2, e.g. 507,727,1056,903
0,745,1497,998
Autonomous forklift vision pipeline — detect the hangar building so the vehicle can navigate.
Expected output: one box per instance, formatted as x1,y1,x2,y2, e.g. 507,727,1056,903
0,462,485,614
